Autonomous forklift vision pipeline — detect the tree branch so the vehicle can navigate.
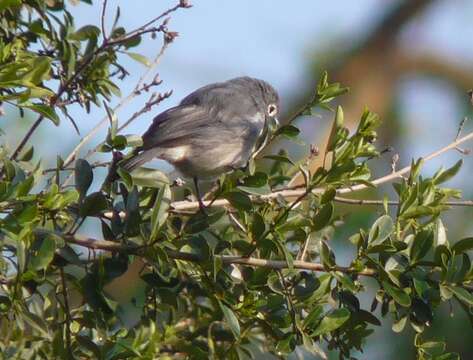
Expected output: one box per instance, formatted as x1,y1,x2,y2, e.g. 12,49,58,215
10,1,186,164
61,40,171,181
165,128,473,212
65,235,377,277
333,196,473,207
10,115,43,160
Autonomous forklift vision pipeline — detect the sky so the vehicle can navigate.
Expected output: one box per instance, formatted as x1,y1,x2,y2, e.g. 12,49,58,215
5,0,473,174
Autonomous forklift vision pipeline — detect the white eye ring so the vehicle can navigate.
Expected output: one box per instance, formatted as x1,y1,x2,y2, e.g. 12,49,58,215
267,103,278,117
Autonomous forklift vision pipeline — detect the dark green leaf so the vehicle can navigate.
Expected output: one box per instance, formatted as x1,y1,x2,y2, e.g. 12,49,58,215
219,302,240,338
312,308,350,336
368,215,394,245
382,281,411,307
70,25,100,41
448,286,473,306
433,159,462,185
275,125,300,139
410,230,434,263
75,159,93,197
224,191,252,211
313,203,333,231
241,172,268,187
29,235,56,271
27,104,60,125
79,192,108,217
150,185,171,241
452,237,473,254
130,167,170,188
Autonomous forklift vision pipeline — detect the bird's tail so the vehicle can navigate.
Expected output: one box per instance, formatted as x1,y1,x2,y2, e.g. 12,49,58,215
119,149,158,172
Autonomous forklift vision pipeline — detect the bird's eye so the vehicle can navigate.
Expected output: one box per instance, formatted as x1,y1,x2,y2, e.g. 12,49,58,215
267,104,278,117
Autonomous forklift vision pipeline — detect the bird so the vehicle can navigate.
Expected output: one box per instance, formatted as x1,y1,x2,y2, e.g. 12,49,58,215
120,76,280,210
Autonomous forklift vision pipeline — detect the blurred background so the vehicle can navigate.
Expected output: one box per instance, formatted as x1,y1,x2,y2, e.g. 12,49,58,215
3,0,473,358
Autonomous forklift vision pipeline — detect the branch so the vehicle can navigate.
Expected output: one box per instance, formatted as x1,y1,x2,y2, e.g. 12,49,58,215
110,1,191,45
65,235,377,277
61,41,171,177
333,196,473,207
10,115,43,160
166,128,473,212
100,0,108,42
10,1,186,163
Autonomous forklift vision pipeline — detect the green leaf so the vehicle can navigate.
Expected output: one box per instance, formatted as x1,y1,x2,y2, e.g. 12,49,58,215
27,104,60,125
264,154,295,165
312,203,333,231
219,302,240,338
70,25,100,41
150,185,171,241
312,308,350,336
19,146,34,162
433,159,462,185
0,0,21,12
130,167,170,188
125,52,151,67
75,159,93,197
76,335,101,358
448,286,473,306
321,187,336,204
303,305,324,329
333,272,356,292
392,316,408,333
22,310,50,339
452,237,473,254
382,281,411,307
79,192,108,217
241,172,268,187
368,215,394,245
410,230,434,263
224,191,252,211
275,125,300,139
320,240,335,268
22,56,52,84
29,235,56,271
250,213,265,241
237,184,271,195
104,102,118,140
326,105,344,152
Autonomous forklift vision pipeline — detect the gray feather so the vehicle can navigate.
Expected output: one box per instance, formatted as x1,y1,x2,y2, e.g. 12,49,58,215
123,76,279,178
120,149,160,172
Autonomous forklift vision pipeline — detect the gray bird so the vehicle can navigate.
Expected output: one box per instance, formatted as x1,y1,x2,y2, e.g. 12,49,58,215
121,76,280,208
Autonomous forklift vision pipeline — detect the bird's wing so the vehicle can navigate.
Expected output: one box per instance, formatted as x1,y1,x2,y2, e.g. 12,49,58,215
141,101,265,151
141,104,215,150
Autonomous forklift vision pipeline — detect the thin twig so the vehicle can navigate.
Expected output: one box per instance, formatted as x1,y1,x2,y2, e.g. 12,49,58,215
10,2,185,165
158,129,473,212
65,235,377,276
59,267,73,358
61,41,170,175
101,0,108,42
10,116,43,160
298,234,312,261
333,196,473,207
277,270,299,338
111,2,189,45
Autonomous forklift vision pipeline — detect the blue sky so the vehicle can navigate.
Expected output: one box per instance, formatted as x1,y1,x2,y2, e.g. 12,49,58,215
5,0,473,173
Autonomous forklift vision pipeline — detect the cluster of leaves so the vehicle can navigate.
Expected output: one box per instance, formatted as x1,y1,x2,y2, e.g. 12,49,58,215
0,0,168,139
0,1,472,360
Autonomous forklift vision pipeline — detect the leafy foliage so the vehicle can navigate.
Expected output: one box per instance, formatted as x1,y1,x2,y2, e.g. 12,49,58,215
0,1,471,359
